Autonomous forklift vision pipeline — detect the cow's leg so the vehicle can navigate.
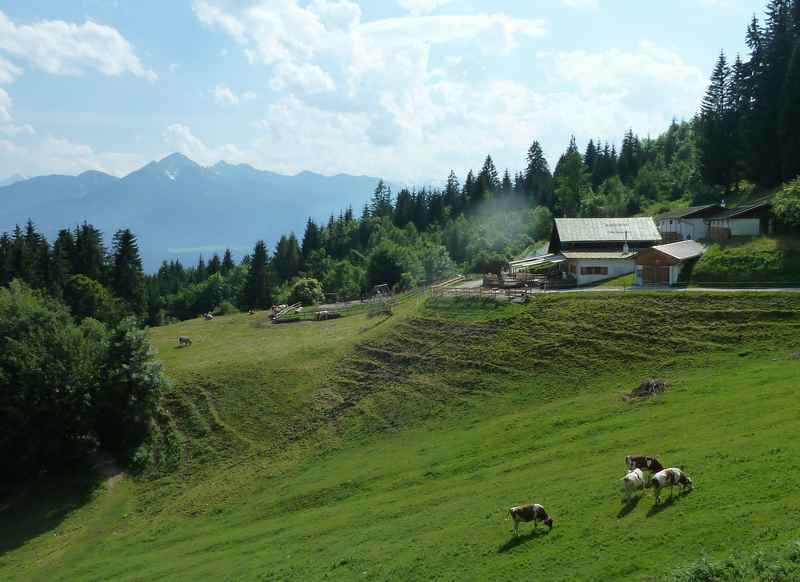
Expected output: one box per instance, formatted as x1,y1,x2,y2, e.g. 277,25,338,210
512,519,519,536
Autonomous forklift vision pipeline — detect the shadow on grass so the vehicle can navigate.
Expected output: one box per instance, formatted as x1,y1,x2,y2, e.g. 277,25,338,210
617,494,642,518
0,460,102,557
497,528,550,553
646,489,692,517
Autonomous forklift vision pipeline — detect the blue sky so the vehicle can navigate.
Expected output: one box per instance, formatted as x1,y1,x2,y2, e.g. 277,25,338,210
0,0,766,183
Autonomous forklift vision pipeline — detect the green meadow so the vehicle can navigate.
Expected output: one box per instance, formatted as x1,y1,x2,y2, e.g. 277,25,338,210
2,293,800,581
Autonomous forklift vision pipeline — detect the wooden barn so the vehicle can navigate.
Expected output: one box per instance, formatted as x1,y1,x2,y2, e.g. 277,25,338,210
548,217,662,286
634,240,706,286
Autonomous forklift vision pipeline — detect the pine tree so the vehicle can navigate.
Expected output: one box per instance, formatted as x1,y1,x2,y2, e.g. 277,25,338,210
370,179,393,218
444,171,461,214
301,218,323,263
583,139,598,172
242,240,272,309
524,140,553,208
618,130,642,185
73,223,106,282
393,189,414,228
462,170,476,211
221,248,235,275
273,234,301,281
477,155,499,198
553,138,590,217
111,229,146,316
698,51,736,190
208,254,222,276
195,256,207,283
501,169,513,196
779,39,800,179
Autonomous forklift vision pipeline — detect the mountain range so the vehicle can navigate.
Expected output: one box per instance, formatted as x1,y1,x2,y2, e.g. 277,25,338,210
0,154,383,271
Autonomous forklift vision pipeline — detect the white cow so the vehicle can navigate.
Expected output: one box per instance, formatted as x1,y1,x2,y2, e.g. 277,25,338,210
621,468,645,501
651,468,693,504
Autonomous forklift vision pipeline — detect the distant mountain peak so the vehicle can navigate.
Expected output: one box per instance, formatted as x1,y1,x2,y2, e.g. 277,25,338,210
0,173,27,187
156,152,200,170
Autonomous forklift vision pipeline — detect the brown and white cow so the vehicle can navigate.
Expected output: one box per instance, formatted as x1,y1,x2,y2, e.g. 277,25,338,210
625,454,664,474
651,468,693,504
508,503,553,535
621,468,646,501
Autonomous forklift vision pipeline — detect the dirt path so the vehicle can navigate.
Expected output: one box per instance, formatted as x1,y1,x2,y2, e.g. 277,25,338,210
89,451,125,492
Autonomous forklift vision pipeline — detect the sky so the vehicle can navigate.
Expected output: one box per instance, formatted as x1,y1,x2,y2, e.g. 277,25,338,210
0,0,767,184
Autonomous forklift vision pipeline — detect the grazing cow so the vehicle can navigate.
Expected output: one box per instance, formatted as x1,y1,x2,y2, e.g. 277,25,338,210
621,468,646,501
315,310,330,321
626,454,664,474
248,309,256,315
508,503,554,536
203,312,214,320
651,468,693,504
178,336,192,347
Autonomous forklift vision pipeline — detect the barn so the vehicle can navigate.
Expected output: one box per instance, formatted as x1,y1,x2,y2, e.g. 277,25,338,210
634,240,706,286
548,217,662,286
704,200,773,240
655,205,723,242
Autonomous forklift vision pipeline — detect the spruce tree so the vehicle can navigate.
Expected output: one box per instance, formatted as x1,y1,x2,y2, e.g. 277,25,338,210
370,179,393,218
501,169,513,196
73,223,106,282
477,155,499,198
208,254,222,276
444,171,461,214
301,218,323,263
242,240,272,309
221,248,235,275
779,40,800,179
524,140,553,208
111,229,146,316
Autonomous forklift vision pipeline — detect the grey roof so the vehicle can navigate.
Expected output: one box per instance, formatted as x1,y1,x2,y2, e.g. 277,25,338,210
650,240,706,261
707,200,772,220
655,204,722,221
509,253,566,269
554,217,662,243
561,251,636,260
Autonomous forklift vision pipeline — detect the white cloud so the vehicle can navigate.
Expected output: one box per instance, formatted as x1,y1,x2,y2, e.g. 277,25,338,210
397,0,452,15
162,123,249,166
0,88,11,122
0,122,35,136
193,1,247,43
213,83,240,105
0,9,156,81
270,62,336,93
0,55,22,83
35,136,146,176
560,0,598,7
551,40,706,114
212,84,257,105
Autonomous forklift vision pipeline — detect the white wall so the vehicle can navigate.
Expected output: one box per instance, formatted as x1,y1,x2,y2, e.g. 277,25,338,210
658,217,708,240
707,218,761,237
574,258,635,286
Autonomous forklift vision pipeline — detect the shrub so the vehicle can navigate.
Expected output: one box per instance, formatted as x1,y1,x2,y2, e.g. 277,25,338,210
774,177,800,230
289,277,325,306
214,300,238,316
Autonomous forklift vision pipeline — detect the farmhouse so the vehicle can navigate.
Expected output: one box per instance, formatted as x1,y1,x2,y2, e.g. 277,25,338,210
547,217,662,286
635,239,706,286
655,205,722,242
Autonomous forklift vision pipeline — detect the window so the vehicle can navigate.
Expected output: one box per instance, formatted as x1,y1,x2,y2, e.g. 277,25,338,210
580,266,608,276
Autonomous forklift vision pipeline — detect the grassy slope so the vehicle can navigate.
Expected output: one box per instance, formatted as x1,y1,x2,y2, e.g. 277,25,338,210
689,236,800,285
2,294,800,580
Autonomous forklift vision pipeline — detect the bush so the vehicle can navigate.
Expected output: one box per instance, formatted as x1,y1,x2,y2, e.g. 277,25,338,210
289,277,325,306
366,243,405,289
774,177,800,230
63,274,124,324
0,282,168,483
470,250,508,274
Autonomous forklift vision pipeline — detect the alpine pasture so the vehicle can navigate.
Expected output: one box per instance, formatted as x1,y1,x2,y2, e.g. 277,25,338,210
2,293,800,581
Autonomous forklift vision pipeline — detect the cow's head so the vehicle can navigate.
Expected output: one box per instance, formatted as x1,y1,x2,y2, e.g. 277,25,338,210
683,475,693,489
544,517,554,530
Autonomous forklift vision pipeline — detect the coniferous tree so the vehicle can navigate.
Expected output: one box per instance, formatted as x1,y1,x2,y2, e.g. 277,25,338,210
111,229,146,316
73,223,106,282
553,137,590,217
584,139,598,172
393,188,414,228
779,39,800,179
698,51,737,191
477,155,499,199
301,218,323,264
370,179,393,218
221,248,235,275
524,140,553,208
501,169,513,196
208,254,222,276
444,171,461,214
242,240,272,309
273,234,301,281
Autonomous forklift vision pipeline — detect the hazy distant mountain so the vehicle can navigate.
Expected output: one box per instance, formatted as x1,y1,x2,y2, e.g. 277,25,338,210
0,154,383,270
0,174,28,188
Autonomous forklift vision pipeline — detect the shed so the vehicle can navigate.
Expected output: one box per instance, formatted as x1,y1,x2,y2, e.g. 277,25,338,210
705,200,773,240
655,205,722,242
635,240,706,286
